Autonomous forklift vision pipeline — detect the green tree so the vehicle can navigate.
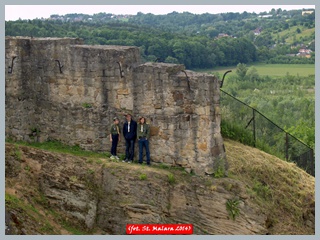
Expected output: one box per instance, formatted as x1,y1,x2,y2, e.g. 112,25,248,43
286,119,314,149
246,67,260,82
164,56,179,64
236,63,248,81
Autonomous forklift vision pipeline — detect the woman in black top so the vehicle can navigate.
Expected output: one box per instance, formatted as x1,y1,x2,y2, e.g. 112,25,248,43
110,117,121,160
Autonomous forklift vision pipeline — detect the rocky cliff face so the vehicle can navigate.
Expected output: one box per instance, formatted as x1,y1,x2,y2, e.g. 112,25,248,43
5,143,267,235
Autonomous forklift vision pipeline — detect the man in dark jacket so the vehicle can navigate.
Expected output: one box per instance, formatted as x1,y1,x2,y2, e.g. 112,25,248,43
122,114,137,163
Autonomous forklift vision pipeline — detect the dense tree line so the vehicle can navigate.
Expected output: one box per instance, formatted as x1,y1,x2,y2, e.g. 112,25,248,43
5,20,257,68
130,9,314,37
5,8,315,68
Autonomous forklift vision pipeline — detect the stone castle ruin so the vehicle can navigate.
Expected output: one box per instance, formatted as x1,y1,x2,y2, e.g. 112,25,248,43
5,37,226,175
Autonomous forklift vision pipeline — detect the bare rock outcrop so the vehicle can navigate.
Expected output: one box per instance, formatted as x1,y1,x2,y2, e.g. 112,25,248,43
5,144,267,235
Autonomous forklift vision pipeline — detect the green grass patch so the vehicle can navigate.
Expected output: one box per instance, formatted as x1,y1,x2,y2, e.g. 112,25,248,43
221,119,287,161
273,26,315,44
255,139,285,160
195,63,314,77
6,193,40,215
5,193,19,204
7,139,112,159
69,176,78,183
139,173,147,180
271,25,315,40
95,159,103,164
157,163,171,169
252,180,272,200
225,138,314,234
40,222,55,234
167,173,176,184
226,198,241,221
154,163,186,173
60,219,87,235
6,193,62,234
14,144,22,161
246,64,314,76
82,102,92,108
14,151,22,160
213,166,225,178
86,159,93,164
221,120,255,146
33,192,50,208
24,165,31,172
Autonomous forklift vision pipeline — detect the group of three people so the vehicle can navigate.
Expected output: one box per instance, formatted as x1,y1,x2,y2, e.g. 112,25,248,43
109,114,151,165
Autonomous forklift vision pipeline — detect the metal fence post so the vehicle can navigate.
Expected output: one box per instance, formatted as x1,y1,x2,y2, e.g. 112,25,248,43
285,133,289,161
311,149,315,176
253,109,256,147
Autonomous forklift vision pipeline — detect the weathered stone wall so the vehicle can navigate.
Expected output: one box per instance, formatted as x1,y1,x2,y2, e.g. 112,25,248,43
133,63,225,174
5,37,226,175
5,37,140,151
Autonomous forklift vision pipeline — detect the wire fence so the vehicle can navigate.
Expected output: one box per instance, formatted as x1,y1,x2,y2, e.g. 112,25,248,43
220,89,315,176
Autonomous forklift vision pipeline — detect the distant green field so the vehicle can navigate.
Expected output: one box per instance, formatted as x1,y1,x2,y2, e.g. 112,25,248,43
196,64,315,77
272,26,314,44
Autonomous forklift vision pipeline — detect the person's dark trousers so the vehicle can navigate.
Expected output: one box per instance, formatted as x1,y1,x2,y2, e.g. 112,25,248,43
125,139,135,160
111,134,119,156
138,138,150,164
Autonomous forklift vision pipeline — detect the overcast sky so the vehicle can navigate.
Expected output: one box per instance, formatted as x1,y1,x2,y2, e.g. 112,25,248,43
5,5,315,21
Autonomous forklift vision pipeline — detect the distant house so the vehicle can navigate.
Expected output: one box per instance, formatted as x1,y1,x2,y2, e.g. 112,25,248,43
253,27,262,35
302,10,314,16
287,46,313,58
296,48,312,58
258,14,273,18
299,48,312,54
217,33,229,38
296,52,312,58
74,17,83,22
